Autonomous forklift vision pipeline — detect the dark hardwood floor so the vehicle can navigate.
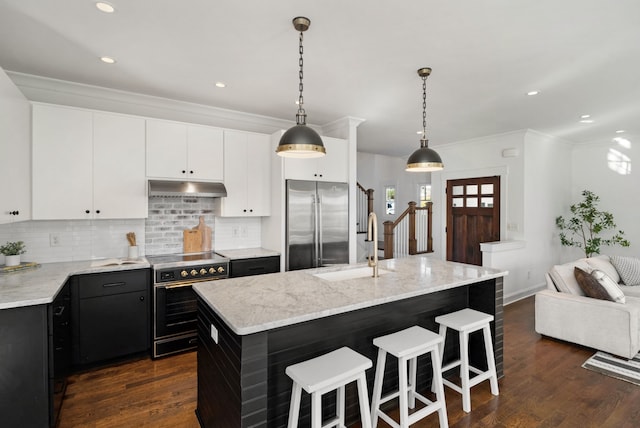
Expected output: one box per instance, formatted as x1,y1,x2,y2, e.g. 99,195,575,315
58,296,640,427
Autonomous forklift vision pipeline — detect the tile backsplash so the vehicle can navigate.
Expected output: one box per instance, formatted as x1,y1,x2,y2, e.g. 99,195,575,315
0,219,146,264
0,196,263,264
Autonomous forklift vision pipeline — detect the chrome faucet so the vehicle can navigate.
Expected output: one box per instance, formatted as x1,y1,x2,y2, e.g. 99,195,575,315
367,212,379,278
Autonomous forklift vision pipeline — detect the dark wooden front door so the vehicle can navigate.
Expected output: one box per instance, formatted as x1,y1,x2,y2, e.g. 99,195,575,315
446,176,500,265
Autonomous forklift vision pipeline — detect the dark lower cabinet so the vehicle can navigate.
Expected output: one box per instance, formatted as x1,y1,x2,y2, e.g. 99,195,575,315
229,256,280,278
0,281,70,428
72,269,150,365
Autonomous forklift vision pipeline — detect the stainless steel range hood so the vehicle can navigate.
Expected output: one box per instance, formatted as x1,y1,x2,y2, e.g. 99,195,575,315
148,180,227,198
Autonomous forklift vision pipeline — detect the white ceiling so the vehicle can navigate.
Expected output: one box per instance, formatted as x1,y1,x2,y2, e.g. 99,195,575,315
1,0,639,157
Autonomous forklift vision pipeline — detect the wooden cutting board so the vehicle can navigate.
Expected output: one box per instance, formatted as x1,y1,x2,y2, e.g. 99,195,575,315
183,229,202,253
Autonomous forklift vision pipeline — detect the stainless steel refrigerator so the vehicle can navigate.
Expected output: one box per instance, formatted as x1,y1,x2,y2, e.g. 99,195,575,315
286,180,349,271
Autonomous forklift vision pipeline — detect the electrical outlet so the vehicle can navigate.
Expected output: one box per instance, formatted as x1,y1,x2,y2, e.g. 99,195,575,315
232,227,239,237
50,233,61,247
240,226,248,238
210,324,219,344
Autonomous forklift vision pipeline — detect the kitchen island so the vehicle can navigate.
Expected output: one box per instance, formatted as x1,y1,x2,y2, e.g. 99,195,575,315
193,255,506,428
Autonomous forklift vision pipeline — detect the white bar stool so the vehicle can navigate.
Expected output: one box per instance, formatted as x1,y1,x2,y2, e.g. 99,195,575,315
435,308,499,413
285,346,373,428
370,326,448,428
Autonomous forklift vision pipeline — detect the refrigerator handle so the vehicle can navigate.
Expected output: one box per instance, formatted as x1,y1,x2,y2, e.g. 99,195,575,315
317,194,323,266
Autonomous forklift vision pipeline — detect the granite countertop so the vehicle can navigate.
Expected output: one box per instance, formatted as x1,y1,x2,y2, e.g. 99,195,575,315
193,255,507,336
215,247,280,260
0,259,150,310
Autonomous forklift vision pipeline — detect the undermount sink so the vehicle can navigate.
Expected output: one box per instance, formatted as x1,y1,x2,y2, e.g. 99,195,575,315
313,267,391,282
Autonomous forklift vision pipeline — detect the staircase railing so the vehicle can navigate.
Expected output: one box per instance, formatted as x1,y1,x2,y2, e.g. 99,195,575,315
383,201,433,259
356,182,374,233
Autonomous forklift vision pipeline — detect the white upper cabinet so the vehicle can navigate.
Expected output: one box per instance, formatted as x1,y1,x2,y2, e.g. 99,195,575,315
216,130,271,217
32,104,147,219
146,119,224,181
283,136,348,183
93,112,147,219
0,71,32,224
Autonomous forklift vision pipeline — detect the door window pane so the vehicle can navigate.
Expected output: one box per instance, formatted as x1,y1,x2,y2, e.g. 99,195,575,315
452,185,464,196
481,184,494,194
481,197,494,207
452,198,464,207
466,198,478,207
466,185,478,195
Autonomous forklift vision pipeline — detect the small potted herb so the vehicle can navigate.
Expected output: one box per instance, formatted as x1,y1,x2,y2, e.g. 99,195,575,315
1,241,26,267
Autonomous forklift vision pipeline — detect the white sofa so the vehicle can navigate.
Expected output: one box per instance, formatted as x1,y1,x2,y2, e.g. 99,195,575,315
535,255,640,359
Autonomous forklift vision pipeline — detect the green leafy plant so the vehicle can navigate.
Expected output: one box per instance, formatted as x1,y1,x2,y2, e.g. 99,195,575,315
0,241,26,256
556,190,630,258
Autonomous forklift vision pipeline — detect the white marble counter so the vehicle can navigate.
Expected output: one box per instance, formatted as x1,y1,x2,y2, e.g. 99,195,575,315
193,255,507,336
0,259,150,310
215,248,280,260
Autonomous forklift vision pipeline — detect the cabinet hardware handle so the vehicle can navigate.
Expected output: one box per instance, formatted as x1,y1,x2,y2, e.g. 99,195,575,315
96,210,101,214
102,282,126,288
139,296,145,301
182,170,186,174
54,306,65,316
190,170,194,174
85,210,90,214
188,338,198,344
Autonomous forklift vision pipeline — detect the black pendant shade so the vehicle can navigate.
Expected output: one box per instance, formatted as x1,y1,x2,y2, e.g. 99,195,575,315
277,124,326,158
406,67,444,172
276,16,326,158
405,138,444,172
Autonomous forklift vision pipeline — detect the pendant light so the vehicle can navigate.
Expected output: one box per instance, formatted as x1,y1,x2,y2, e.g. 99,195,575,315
405,67,444,172
276,16,326,158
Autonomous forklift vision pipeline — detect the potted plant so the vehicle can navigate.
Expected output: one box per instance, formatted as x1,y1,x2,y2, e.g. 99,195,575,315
1,241,26,267
556,190,630,258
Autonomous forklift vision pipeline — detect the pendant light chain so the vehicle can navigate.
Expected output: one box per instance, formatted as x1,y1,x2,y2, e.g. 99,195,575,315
297,30,305,119
422,75,427,139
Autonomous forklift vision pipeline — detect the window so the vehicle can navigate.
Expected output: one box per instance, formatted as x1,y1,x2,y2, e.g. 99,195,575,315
418,184,431,207
385,186,395,215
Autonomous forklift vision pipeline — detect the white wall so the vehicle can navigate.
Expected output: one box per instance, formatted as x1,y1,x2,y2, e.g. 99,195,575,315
430,130,575,303
569,136,639,260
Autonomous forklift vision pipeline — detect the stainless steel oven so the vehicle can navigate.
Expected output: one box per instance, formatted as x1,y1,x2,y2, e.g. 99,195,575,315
147,252,229,358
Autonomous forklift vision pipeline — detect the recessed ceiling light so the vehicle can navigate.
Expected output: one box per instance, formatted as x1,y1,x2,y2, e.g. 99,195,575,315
616,129,625,134
581,114,591,119
95,2,115,13
215,82,226,88
580,119,594,124
100,56,116,64
417,131,424,135
526,90,540,96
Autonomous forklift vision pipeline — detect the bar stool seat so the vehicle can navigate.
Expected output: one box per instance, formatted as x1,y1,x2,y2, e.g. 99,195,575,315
370,326,448,428
435,308,499,413
286,346,373,428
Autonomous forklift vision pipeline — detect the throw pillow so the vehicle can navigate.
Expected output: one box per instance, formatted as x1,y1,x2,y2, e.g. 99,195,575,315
574,267,612,301
591,269,626,304
549,260,590,295
610,255,640,286
585,255,621,284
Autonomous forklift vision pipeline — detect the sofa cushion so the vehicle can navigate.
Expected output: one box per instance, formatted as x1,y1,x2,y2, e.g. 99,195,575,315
591,269,626,304
619,285,640,298
610,255,640,286
549,260,590,295
585,255,621,284
574,267,612,301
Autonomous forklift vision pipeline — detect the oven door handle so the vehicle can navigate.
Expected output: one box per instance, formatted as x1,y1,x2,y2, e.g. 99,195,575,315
162,282,195,290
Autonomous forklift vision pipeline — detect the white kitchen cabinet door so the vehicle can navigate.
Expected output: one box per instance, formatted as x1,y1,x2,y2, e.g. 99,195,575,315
146,119,224,181
0,73,31,224
217,131,270,217
93,113,147,218
32,104,94,220
283,136,348,183
145,119,188,179
186,125,224,181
